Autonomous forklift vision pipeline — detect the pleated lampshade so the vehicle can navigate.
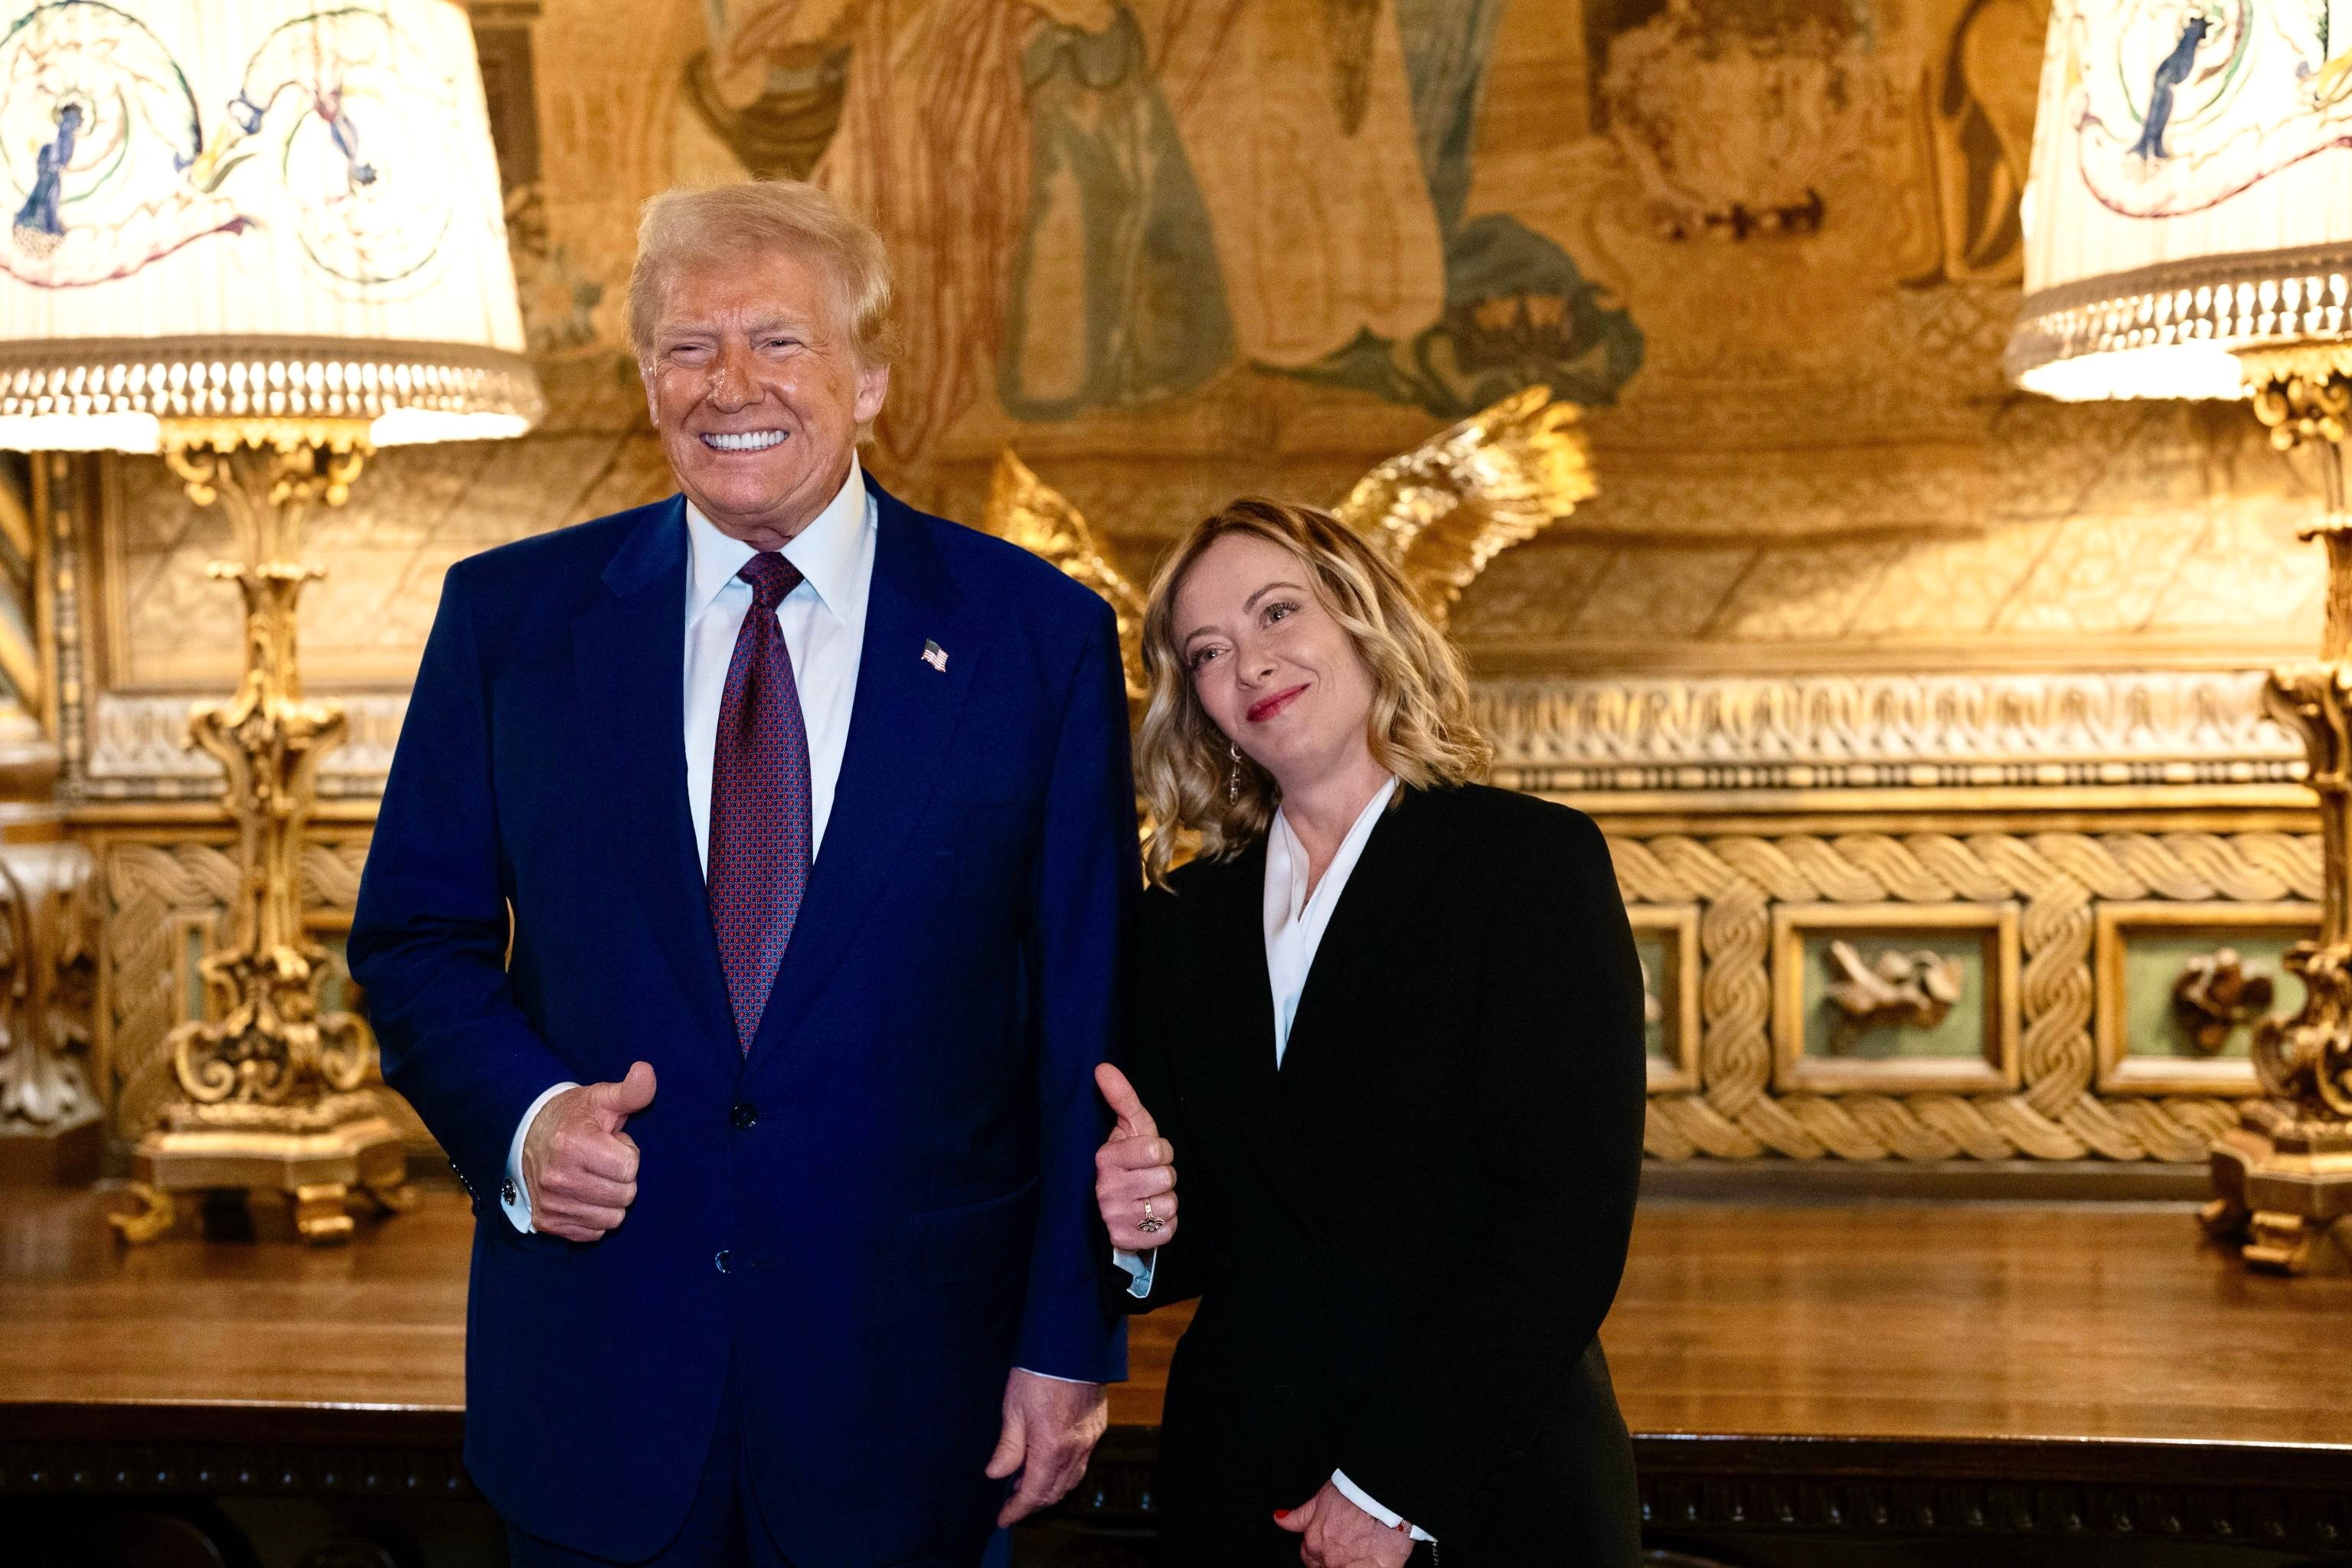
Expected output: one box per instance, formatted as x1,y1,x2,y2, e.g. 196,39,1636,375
0,0,541,451
2006,0,2352,400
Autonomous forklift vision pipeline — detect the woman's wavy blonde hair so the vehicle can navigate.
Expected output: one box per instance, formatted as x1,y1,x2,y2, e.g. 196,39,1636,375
1137,498,1491,887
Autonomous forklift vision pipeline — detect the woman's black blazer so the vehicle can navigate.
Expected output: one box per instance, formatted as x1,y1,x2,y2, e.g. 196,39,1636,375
1119,783,1647,1567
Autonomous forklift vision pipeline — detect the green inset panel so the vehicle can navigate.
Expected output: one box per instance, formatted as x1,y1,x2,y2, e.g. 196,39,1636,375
1632,928,1674,1067
314,929,355,1016
1800,931,1990,1062
184,923,206,1021
2122,926,2308,1062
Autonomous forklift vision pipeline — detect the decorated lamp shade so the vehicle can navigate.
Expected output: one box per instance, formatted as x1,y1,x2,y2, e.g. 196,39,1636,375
0,0,541,450
2007,0,2352,400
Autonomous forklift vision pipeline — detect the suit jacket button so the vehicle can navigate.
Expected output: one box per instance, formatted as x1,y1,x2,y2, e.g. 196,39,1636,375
501,1179,517,1206
730,1102,758,1129
714,1250,731,1273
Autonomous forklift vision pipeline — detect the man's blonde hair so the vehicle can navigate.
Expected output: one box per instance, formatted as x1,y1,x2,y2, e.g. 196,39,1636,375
627,181,899,368
1135,498,1492,887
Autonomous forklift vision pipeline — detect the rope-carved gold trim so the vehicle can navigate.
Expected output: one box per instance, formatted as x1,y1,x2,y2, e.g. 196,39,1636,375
1618,830,2323,1162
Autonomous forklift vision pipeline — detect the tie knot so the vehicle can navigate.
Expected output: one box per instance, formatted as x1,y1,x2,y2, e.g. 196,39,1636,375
739,552,802,611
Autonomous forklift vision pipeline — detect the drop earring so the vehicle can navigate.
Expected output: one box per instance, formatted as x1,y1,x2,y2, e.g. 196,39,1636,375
1227,743,1241,803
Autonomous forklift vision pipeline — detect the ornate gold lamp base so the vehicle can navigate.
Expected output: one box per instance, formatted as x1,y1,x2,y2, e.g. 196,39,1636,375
113,1095,412,1245
2200,359,2352,1276
108,421,407,1248
2202,1102,2352,1274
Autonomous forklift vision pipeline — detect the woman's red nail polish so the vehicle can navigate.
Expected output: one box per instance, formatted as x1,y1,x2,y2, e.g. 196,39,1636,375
1274,1508,1290,1519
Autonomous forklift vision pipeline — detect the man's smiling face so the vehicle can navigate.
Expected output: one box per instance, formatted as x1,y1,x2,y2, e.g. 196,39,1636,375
640,248,890,550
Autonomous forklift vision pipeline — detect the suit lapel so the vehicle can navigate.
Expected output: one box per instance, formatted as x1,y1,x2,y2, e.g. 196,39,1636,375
747,479,972,1063
1189,840,1328,1237
571,498,739,1066
1276,788,1460,1096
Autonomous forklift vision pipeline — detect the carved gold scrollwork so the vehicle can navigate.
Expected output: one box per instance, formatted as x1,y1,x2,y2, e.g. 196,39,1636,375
0,844,98,1132
152,423,378,1121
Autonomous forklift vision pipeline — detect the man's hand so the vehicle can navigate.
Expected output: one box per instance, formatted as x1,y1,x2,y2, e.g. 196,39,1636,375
984,1368,1107,1527
1093,1063,1177,1250
519,1061,655,1243
1275,1478,1416,1568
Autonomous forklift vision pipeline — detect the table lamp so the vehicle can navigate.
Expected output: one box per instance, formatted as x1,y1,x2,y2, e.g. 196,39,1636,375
0,0,542,1242
2007,0,2352,1271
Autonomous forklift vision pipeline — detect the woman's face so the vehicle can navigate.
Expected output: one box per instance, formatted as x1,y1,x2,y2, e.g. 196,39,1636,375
1171,532,1377,796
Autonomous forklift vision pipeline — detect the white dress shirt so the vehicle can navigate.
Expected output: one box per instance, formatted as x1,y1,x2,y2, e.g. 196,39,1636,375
501,461,874,1234
1125,777,1429,1540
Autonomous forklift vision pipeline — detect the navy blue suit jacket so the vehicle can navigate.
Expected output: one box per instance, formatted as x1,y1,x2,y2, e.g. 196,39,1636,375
349,474,1133,1565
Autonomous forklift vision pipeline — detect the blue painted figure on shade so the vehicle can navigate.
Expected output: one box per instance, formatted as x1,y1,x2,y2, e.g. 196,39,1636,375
2133,14,2213,159
12,102,83,248
230,80,375,190
315,83,377,187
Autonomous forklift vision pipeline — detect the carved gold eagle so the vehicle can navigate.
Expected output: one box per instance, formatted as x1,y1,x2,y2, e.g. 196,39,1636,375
981,386,1593,707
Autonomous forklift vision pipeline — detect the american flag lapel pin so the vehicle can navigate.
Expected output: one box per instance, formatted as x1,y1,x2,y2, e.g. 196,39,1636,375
921,639,949,674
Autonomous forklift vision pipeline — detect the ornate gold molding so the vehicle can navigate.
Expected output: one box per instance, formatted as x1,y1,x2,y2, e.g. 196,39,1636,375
83,691,405,800
1483,669,2304,798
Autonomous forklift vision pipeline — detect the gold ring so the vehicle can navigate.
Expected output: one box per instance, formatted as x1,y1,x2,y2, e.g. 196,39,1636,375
1138,1197,1163,1234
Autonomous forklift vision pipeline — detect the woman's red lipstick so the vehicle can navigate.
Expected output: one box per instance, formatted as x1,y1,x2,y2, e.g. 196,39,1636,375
1247,684,1307,723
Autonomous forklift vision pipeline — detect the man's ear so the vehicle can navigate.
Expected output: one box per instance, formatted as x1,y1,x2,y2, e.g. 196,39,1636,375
639,363,659,427
853,361,890,426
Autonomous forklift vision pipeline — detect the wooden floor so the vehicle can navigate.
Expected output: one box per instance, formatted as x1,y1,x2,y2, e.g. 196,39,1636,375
6,1183,2348,1446
5,1184,2351,1561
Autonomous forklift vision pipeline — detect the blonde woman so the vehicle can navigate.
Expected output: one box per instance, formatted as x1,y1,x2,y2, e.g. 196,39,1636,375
1092,500,1645,1567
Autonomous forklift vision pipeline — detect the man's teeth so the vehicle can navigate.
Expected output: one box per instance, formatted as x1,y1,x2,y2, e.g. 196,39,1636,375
704,430,786,452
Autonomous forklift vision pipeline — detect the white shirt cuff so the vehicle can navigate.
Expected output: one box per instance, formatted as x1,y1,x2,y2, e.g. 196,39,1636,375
501,1081,580,1233
1012,1367,1099,1385
1331,1469,1435,1542
1112,1246,1155,1298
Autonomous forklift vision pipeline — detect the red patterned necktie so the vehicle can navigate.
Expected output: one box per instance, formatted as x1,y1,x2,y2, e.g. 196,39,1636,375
707,551,812,1053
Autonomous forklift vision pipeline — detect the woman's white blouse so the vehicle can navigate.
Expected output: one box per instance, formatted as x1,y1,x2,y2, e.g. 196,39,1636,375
1263,777,1397,1067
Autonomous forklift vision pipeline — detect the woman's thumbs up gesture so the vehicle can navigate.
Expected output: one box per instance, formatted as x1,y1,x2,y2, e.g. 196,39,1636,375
1094,1063,1178,1250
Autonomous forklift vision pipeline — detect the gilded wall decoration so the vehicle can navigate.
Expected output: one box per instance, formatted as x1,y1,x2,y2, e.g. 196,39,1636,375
1629,903,1702,1093
0,453,44,721
2092,902,2321,1099
1619,830,2321,1163
1772,903,2020,1096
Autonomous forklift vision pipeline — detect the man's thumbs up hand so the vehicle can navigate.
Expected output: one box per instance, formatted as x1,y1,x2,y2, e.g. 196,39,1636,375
521,1062,655,1243
586,1060,657,1130
1093,1063,1177,1250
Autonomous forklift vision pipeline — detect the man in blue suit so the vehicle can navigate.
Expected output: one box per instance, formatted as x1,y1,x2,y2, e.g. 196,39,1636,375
349,180,1132,1566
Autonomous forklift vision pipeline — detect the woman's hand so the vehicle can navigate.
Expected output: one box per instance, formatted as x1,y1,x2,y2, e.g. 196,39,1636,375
1274,1479,1417,1567
1093,1063,1178,1250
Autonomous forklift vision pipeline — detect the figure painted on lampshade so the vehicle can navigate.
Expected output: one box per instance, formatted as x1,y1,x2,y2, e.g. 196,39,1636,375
227,80,378,191
2132,12,2213,159
205,6,479,288
11,101,83,257
2063,0,2350,216
0,2,248,289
